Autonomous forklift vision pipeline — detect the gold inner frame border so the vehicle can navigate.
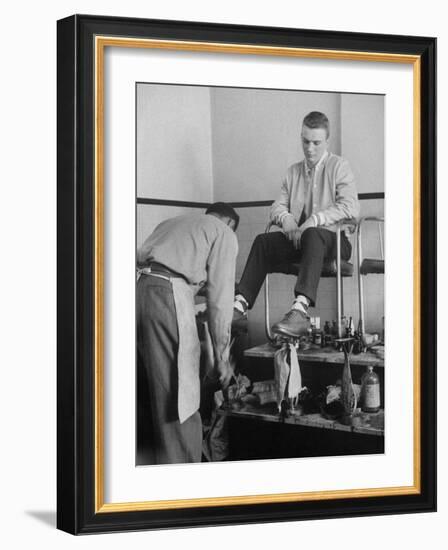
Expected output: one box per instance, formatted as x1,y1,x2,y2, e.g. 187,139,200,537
94,35,421,513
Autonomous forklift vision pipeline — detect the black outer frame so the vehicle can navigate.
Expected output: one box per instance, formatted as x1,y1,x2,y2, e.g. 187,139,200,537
57,14,436,535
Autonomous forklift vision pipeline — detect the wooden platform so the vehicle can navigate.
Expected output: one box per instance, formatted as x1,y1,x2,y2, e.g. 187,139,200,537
218,404,384,437
244,342,384,368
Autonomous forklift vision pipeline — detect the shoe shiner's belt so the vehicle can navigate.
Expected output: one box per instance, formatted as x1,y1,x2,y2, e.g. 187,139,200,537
139,263,185,282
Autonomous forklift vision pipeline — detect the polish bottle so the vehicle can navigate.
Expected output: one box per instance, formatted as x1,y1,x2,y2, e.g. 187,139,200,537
331,320,337,336
341,316,347,338
313,317,322,346
331,320,339,349
347,316,354,337
323,321,331,347
361,366,381,413
307,317,315,343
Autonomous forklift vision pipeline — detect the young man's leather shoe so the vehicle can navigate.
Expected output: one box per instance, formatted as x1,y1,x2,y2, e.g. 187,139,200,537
271,307,310,338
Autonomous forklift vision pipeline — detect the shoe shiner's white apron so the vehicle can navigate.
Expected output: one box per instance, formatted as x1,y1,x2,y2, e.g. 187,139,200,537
172,278,201,423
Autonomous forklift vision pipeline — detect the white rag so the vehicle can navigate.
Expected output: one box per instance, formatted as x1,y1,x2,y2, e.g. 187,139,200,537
287,343,302,400
274,343,302,410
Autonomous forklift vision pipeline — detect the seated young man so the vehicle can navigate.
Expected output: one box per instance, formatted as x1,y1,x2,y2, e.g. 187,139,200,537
233,111,360,338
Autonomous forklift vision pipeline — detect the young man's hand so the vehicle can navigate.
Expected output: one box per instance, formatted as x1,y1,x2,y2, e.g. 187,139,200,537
282,214,298,242
290,216,317,249
289,228,302,249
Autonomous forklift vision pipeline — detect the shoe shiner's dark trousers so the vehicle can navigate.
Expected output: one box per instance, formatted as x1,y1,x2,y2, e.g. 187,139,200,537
237,227,351,308
137,274,202,465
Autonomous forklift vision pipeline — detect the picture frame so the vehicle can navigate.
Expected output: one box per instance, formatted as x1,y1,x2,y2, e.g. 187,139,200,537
57,14,436,534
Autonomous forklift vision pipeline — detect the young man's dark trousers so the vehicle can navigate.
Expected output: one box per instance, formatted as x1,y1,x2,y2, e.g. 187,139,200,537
237,227,351,308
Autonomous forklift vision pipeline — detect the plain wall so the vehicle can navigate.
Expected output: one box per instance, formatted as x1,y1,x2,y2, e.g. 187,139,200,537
137,84,215,244
341,94,385,193
211,87,341,201
137,84,214,201
339,94,384,335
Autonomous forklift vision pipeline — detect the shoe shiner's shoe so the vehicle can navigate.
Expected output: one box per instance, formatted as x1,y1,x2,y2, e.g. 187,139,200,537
271,306,310,339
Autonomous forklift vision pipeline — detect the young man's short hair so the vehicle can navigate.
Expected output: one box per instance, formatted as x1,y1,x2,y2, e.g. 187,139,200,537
302,111,330,138
206,202,240,231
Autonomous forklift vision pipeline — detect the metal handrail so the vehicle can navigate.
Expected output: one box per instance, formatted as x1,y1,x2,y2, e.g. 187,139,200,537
336,219,358,337
356,216,384,338
263,222,276,343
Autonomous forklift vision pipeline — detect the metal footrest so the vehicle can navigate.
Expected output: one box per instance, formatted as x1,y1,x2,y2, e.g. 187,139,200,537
360,258,384,275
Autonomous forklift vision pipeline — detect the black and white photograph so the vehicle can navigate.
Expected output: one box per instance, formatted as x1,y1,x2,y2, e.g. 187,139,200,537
0,0,442,543
135,83,385,466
